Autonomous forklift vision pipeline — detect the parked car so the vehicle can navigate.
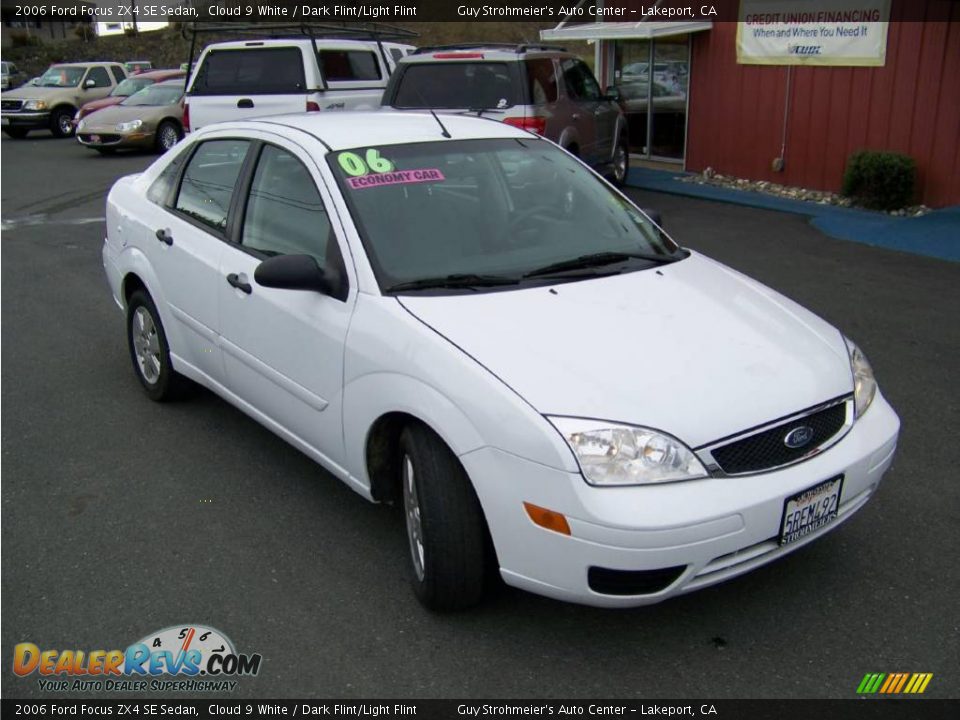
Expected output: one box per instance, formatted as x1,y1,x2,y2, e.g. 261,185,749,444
73,69,186,129
381,44,629,185
1,62,126,138
184,37,414,131
125,61,153,75
1,61,26,91
77,80,185,154
102,112,899,610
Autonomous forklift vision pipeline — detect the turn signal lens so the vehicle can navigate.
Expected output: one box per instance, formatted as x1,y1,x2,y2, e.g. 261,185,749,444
523,503,571,536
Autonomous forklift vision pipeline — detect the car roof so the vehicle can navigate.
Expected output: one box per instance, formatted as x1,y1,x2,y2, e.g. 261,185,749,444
135,69,186,80
155,79,186,87
50,62,122,69
400,45,573,64
204,111,530,151
201,38,412,52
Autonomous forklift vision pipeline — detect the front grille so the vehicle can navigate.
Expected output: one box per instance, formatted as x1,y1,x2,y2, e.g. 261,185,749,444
710,402,847,474
2,100,23,111
588,565,686,596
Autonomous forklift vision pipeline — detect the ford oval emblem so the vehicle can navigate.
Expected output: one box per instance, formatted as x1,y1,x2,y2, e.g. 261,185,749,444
784,426,815,449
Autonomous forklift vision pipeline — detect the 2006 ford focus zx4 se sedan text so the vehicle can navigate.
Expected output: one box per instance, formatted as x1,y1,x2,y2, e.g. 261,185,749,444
102,112,900,610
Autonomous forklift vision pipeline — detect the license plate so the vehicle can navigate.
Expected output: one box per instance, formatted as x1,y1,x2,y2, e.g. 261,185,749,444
779,475,844,546
90,134,100,143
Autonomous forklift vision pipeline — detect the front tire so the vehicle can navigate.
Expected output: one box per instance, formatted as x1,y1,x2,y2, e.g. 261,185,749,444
50,108,75,138
126,290,189,401
155,121,181,153
610,135,629,187
399,424,487,611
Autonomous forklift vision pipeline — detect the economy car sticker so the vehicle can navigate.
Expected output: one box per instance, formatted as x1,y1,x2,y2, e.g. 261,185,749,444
337,149,446,190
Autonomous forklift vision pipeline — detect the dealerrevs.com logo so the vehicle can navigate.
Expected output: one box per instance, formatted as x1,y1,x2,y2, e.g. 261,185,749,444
13,625,262,693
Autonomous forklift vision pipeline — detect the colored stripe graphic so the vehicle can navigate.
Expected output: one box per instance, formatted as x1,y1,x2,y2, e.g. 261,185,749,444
858,672,932,694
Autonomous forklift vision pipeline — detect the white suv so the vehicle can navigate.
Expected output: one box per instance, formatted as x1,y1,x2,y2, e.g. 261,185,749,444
185,38,415,131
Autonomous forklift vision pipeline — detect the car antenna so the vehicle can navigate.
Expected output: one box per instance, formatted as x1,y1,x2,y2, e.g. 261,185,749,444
429,108,451,139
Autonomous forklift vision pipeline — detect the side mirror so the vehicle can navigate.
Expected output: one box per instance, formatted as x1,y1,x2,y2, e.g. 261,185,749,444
254,254,344,299
84,78,96,89
641,208,663,228
604,86,621,102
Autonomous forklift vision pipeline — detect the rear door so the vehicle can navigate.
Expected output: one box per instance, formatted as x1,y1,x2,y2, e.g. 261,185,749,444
560,58,618,166
187,46,308,130
315,47,389,110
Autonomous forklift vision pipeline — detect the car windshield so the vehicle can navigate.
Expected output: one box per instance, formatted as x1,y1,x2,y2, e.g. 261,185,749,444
111,77,154,96
393,63,517,109
121,84,183,106
329,138,682,292
38,67,84,87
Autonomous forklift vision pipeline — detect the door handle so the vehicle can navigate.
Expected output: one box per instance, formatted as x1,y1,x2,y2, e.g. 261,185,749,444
237,98,254,109
155,228,173,246
226,273,252,294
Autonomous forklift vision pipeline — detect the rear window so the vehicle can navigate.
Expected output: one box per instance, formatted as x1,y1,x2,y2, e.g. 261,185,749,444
318,50,381,81
526,59,558,104
392,63,517,109
190,48,306,95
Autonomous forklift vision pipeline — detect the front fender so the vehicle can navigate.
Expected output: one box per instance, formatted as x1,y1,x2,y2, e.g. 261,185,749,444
114,246,184,358
342,372,486,489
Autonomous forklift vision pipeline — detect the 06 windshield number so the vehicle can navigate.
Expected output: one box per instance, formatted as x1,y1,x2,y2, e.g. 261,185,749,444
338,149,395,177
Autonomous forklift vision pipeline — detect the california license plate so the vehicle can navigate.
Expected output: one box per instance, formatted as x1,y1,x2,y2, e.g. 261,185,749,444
779,475,843,546
90,134,101,143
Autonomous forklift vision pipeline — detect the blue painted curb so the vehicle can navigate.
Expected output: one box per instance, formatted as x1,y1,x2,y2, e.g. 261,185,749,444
626,167,960,262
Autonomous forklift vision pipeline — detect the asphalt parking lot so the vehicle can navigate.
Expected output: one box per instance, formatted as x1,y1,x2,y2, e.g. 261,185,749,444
2,133,958,700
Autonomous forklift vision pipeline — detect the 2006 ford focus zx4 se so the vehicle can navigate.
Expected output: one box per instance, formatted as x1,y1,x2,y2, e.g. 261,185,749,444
102,112,900,610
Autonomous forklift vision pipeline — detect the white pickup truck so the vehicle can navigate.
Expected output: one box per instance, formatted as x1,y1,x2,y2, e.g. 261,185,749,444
185,38,415,131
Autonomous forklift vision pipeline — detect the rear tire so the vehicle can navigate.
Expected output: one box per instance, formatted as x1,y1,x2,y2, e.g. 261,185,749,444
50,107,74,138
126,290,190,402
399,423,487,611
3,127,29,139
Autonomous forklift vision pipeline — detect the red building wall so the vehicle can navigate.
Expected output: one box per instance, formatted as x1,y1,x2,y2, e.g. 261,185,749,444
683,2,960,207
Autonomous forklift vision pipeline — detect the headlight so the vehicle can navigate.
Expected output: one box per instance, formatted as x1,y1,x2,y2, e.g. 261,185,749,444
845,337,877,419
548,417,708,486
23,100,48,111
116,119,142,132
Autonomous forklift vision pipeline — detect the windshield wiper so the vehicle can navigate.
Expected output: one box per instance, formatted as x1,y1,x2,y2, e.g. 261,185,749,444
385,273,519,293
522,251,679,279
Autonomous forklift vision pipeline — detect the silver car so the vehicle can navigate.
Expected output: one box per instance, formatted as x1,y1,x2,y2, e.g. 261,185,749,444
381,44,629,185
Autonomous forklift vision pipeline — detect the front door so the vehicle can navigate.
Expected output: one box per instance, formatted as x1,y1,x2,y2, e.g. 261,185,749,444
217,141,354,471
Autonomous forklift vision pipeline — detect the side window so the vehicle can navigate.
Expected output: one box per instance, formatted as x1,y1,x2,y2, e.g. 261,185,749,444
192,48,305,95
147,148,189,206
389,48,404,64
319,50,382,81
526,59,558,105
85,67,111,88
562,59,601,101
241,145,334,267
110,65,126,83
174,139,250,233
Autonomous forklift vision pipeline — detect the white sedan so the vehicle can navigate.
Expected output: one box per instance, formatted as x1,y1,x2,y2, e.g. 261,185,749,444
103,112,900,609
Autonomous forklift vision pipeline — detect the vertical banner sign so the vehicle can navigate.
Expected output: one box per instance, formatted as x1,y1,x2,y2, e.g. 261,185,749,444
737,0,891,66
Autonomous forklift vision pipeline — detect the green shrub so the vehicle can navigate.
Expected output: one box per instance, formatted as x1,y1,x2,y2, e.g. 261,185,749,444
842,150,916,210
10,31,43,48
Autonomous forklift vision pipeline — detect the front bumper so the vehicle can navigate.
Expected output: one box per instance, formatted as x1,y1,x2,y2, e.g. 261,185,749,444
1,111,51,129
78,129,154,149
461,392,900,607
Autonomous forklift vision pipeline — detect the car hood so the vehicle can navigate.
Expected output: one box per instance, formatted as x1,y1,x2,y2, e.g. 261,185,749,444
398,252,853,448
81,96,123,113
81,104,173,128
5,85,76,100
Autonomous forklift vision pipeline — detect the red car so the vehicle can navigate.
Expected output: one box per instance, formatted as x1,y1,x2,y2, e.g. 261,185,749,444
72,69,184,129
